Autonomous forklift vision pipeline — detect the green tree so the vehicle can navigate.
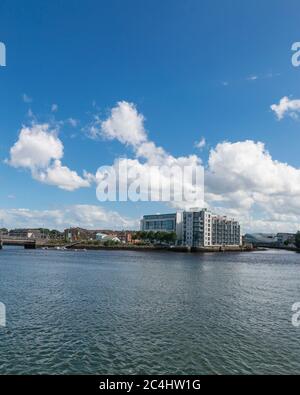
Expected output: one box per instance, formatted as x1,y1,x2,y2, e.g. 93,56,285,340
104,239,120,247
295,232,300,249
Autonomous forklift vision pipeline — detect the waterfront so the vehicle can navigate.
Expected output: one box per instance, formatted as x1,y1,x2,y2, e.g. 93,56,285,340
0,247,300,374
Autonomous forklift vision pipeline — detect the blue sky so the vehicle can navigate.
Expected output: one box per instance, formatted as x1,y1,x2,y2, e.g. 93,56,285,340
0,0,300,231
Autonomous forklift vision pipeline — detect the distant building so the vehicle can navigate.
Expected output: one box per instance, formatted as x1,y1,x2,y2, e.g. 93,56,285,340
183,209,241,247
64,228,135,244
64,227,92,242
183,209,213,247
95,232,120,243
141,209,241,247
95,232,107,241
277,233,296,247
140,213,182,241
8,228,45,239
0,228,8,237
48,230,65,240
211,215,241,246
244,232,296,248
113,231,133,244
244,233,277,247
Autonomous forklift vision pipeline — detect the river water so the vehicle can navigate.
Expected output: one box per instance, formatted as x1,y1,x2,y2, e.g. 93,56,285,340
0,247,300,374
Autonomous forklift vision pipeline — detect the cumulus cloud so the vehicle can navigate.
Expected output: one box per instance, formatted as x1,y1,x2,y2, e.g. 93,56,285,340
51,104,58,113
85,101,148,146
271,96,300,120
93,101,299,231
8,124,63,169
205,140,300,232
195,137,206,150
100,101,148,146
7,123,91,191
0,205,137,230
33,160,90,191
7,100,300,233
95,101,205,209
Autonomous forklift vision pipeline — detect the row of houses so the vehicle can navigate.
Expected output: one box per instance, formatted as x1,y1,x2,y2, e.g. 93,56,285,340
64,228,134,244
0,228,64,240
0,227,135,243
141,209,241,247
1,209,241,247
2,215,296,248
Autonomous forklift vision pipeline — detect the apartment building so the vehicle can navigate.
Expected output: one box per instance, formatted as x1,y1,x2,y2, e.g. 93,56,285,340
211,215,241,246
183,209,213,247
141,209,241,247
182,209,241,247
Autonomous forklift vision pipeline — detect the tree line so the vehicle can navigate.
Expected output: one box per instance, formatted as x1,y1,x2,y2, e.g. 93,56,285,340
296,232,300,249
132,231,177,244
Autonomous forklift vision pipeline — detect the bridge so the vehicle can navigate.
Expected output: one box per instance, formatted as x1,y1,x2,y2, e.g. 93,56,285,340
0,237,36,249
0,236,84,250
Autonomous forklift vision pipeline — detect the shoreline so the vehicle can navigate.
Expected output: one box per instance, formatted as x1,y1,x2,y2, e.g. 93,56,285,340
37,243,255,253
4,241,299,253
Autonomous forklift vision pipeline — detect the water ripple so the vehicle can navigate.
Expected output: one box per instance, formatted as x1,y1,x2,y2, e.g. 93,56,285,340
0,247,300,374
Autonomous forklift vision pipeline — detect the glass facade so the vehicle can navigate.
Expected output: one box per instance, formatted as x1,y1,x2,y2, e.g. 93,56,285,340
141,214,177,232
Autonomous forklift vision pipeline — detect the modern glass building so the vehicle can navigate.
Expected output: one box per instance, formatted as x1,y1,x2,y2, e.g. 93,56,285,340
140,213,177,231
141,210,241,247
140,213,183,241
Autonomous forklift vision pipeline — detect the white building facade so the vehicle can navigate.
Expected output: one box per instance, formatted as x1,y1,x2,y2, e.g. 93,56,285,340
182,209,241,247
141,209,241,247
183,209,213,247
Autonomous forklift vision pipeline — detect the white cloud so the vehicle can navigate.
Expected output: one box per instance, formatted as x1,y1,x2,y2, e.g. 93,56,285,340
68,118,78,127
247,75,258,81
87,101,148,146
205,140,300,232
271,96,300,120
95,101,205,209
246,73,280,81
28,108,34,118
22,93,32,103
95,156,204,210
0,205,138,230
101,101,147,146
83,115,101,140
51,104,58,113
98,101,203,168
8,124,63,169
195,137,206,149
7,123,91,191
33,160,90,191
8,100,300,233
